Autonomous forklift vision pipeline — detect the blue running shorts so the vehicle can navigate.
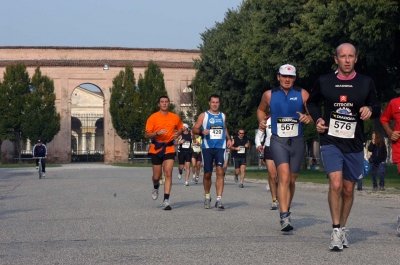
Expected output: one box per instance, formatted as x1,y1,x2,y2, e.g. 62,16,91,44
202,148,225,173
320,144,364,182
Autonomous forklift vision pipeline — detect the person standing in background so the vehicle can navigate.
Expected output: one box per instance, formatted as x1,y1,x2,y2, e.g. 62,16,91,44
367,132,387,191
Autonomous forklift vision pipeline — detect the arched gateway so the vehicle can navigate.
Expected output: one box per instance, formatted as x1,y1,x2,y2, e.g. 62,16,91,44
0,46,200,163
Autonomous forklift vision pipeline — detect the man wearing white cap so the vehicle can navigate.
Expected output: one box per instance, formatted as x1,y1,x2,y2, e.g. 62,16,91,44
257,64,312,232
176,123,192,186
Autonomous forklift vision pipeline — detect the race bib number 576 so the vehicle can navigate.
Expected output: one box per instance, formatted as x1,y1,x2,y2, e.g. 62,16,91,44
328,112,357,138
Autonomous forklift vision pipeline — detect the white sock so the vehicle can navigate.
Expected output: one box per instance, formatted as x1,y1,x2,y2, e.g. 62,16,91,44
217,196,222,201
341,227,346,231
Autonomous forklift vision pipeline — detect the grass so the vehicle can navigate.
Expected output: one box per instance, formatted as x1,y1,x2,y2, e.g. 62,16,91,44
0,163,61,168
3,161,399,189
245,164,400,189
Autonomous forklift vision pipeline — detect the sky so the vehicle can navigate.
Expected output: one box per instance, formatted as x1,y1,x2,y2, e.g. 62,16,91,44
0,0,244,50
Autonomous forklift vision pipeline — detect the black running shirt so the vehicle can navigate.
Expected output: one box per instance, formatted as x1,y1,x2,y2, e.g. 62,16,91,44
307,72,380,153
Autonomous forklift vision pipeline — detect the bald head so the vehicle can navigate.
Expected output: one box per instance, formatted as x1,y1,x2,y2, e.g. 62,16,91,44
336,43,356,56
334,43,358,77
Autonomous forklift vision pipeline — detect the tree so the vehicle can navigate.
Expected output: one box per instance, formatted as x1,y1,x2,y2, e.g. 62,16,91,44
0,63,31,162
109,65,143,162
195,0,400,140
137,61,172,120
22,66,61,146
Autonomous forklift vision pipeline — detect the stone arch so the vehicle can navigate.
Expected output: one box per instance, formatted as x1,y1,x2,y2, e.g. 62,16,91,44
70,84,104,161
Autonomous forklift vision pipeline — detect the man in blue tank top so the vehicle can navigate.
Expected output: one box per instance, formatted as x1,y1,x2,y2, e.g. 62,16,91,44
257,64,313,232
193,94,232,210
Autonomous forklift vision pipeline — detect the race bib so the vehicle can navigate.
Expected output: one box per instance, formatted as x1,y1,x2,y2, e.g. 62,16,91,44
210,126,223,139
277,117,299,137
238,146,245,154
182,141,190,149
328,112,357,138
192,145,201,152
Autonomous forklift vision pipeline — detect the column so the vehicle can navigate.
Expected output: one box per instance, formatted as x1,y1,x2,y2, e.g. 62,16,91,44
91,132,95,151
81,133,87,154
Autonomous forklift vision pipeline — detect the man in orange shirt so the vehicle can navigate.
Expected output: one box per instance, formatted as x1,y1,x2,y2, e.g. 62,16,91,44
145,96,183,210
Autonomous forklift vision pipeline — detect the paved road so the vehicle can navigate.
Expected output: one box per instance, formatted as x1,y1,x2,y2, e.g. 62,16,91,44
0,164,399,264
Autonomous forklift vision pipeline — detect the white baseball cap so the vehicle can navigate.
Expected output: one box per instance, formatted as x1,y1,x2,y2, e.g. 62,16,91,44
183,123,189,128
279,64,296,76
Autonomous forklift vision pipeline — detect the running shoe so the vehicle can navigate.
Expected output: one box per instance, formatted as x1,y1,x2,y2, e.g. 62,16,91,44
341,229,349,248
162,200,172,210
280,216,293,231
195,176,199,183
239,183,244,188
266,182,270,191
36,166,38,170
204,197,211,209
234,175,238,183
329,229,343,250
178,174,182,180
380,187,385,191
271,200,279,210
184,180,189,186
215,200,225,210
192,176,196,182
42,173,45,178
397,215,400,235
151,188,159,200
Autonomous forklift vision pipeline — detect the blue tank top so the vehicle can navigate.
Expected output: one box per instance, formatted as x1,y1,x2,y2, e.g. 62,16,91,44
201,111,226,149
270,86,304,138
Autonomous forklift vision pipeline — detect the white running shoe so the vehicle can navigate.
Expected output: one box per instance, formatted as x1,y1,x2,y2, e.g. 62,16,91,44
178,174,182,180
162,200,172,210
341,229,349,248
36,166,38,170
266,182,270,191
330,229,343,250
151,189,159,200
184,180,189,186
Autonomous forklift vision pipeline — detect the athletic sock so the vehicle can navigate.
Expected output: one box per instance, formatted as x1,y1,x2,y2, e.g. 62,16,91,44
216,196,222,201
154,184,160,190
179,169,183,174
280,212,290,218
333,224,340,229
341,226,346,231
205,193,210,199
272,197,277,201
164,194,170,201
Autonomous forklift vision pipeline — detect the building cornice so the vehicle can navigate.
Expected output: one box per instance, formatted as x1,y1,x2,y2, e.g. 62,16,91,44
0,46,200,53
0,60,195,69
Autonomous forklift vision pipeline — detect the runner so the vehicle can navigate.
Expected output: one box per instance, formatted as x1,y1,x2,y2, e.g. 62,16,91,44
223,147,230,182
176,124,192,186
231,129,250,188
255,115,279,210
192,94,232,210
257,64,312,232
191,133,202,184
380,96,400,235
308,43,380,249
145,96,183,210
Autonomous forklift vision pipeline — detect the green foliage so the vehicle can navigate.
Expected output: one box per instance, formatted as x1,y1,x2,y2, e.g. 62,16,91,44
22,66,61,144
109,65,144,155
0,63,31,158
137,61,171,118
194,0,400,140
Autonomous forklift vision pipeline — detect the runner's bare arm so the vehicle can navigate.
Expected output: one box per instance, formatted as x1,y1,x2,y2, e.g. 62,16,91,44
192,113,205,135
257,91,271,129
